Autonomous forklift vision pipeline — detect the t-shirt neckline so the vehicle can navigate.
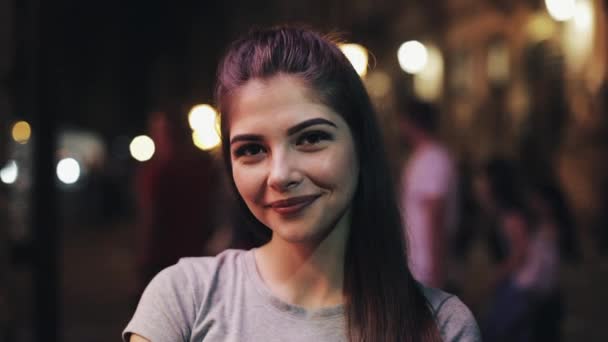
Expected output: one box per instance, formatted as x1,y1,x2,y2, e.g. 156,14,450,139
243,248,345,320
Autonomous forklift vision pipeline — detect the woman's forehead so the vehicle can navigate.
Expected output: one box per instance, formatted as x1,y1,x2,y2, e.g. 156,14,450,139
227,75,339,134
231,75,318,107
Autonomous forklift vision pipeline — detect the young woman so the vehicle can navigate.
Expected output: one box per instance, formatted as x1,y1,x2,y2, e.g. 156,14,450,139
124,26,480,342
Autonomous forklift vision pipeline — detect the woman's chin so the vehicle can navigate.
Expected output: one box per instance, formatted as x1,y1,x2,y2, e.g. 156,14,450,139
270,226,330,247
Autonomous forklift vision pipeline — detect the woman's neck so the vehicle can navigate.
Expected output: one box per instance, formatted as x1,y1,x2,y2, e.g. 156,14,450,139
254,213,350,310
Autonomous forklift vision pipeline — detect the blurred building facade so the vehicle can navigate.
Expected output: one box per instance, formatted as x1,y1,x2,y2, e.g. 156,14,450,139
436,0,608,244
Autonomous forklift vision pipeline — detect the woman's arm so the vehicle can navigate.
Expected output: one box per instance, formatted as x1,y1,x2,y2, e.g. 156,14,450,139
123,263,195,341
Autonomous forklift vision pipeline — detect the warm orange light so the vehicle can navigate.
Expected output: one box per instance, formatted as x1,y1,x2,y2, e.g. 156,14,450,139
11,121,31,144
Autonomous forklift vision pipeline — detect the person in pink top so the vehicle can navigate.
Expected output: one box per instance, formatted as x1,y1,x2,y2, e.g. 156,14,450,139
398,100,459,289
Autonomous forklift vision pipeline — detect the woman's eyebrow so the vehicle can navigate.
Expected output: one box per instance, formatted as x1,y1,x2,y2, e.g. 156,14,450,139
230,118,337,145
287,118,337,136
230,134,262,145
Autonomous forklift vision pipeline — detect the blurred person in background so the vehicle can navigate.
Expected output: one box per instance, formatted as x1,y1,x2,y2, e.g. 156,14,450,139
475,158,552,341
124,26,480,342
133,110,227,300
398,99,460,290
525,179,580,342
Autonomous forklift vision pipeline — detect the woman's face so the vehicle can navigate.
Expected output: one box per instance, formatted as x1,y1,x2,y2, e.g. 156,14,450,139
228,74,359,245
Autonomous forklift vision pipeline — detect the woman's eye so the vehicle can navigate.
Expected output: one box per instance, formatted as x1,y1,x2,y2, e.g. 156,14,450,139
234,144,265,157
296,131,332,146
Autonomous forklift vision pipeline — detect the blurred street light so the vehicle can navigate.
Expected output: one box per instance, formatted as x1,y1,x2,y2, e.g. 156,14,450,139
188,104,221,151
527,13,558,42
562,0,595,73
12,120,32,144
192,130,222,151
130,135,155,162
0,160,18,184
545,0,576,21
339,43,369,77
413,44,444,101
398,40,428,74
188,104,218,131
574,0,593,30
56,158,80,184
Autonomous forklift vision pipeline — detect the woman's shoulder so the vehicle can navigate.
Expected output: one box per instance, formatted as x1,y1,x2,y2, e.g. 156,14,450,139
123,249,251,342
421,286,482,342
173,248,249,277
149,248,250,297
150,249,247,288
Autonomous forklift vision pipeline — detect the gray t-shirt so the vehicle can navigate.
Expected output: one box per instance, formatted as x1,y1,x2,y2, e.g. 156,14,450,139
123,249,481,341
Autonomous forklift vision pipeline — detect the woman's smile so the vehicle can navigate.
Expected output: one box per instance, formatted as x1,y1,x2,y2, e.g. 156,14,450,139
265,194,322,216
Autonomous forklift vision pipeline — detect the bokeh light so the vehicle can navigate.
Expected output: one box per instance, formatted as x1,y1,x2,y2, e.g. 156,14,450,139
339,43,369,77
398,40,428,74
562,0,595,73
527,13,558,42
574,0,593,30
129,135,155,162
486,41,509,85
0,160,18,184
56,158,81,184
365,71,392,98
188,104,221,150
192,130,222,151
188,104,218,131
413,44,444,101
545,0,576,21
11,121,32,144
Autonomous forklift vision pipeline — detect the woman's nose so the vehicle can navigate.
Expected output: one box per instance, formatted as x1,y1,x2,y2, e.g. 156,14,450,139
267,149,302,192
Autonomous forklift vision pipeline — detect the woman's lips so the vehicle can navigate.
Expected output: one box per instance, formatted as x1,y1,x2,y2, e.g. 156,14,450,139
266,194,321,215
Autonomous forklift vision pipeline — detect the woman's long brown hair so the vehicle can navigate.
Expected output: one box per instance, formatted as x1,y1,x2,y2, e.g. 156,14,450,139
215,26,442,342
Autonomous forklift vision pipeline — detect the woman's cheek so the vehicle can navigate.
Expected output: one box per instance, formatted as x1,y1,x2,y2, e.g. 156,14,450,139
312,148,358,190
233,165,265,202
331,145,358,181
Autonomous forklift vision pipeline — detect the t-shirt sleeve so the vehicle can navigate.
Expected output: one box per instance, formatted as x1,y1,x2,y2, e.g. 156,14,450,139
434,295,482,342
123,263,196,342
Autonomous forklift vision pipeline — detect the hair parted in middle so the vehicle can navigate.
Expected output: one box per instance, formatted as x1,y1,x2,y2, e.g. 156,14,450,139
215,25,441,342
